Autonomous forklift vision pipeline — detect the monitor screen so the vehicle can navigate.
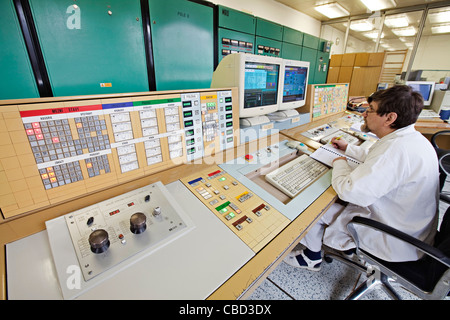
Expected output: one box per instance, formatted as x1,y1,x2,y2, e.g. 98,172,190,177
408,83,432,101
282,65,308,103
244,62,280,109
406,81,435,106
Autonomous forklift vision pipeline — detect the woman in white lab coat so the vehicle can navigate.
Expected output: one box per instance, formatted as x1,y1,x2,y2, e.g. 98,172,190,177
285,85,440,270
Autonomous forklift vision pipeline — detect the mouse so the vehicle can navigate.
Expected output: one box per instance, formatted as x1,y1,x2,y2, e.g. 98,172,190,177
286,140,308,152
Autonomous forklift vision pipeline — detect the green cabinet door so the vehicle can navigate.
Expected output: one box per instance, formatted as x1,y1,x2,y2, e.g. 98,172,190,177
281,42,302,60
314,53,330,84
149,0,214,90
29,0,148,96
301,47,318,84
0,0,39,100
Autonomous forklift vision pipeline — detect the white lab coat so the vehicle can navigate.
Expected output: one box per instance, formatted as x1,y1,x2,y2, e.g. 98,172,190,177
323,124,440,262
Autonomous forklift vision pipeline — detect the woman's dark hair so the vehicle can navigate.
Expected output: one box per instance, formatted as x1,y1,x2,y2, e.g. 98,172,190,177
368,85,424,129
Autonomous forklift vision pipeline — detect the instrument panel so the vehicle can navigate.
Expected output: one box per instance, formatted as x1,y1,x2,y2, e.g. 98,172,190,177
181,165,290,253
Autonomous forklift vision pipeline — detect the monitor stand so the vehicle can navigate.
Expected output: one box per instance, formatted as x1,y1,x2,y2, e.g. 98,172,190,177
239,115,271,127
267,109,299,121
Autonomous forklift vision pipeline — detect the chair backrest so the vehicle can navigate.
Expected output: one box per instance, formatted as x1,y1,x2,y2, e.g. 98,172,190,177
431,131,450,192
436,206,450,247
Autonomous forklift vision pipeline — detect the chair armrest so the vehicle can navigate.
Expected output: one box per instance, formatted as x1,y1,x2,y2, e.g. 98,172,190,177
441,193,450,204
431,130,450,150
347,216,450,268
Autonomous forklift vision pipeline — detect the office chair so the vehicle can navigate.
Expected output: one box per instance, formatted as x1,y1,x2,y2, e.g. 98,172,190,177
324,151,450,300
431,130,450,194
324,206,450,300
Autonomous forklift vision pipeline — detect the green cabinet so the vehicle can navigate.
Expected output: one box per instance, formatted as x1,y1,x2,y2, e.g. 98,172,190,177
255,36,282,57
149,0,214,90
283,27,303,46
29,0,148,97
256,18,283,41
0,0,39,100
301,47,318,84
281,43,302,60
218,29,255,62
217,6,255,63
303,34,320,50
218,5,255,35
314,52,330,84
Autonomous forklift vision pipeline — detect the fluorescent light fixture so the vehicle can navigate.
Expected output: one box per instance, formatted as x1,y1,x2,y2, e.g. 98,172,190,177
360,0,396,11
314,2,350,19
431,23,450,34
428,10,450,24
363,31,384,39
391,26,416,36
349,20,374,31
384,15,409,28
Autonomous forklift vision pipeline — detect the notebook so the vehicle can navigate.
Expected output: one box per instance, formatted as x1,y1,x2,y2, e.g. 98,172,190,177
310,144,361,169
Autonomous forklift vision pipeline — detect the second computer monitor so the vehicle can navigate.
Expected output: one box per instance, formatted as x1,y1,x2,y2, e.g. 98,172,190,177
405,81,435,106
279,60,310,110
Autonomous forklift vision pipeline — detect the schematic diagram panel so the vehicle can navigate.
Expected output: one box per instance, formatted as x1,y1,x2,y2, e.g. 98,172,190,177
0,89,238,219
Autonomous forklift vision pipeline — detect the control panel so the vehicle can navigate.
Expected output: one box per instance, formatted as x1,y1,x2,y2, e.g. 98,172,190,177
181,91,235,161
64,181,188,281
301,123,340,141
180,166,289,253
0,88,238,219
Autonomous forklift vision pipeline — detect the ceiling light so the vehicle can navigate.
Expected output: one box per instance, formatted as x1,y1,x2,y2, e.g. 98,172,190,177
391,26,416,36
360,0,396,11
314,2,350,19
349,20,374,31
428,10,450,24
431,23,450,34
363,31,384,39
384,15,409,28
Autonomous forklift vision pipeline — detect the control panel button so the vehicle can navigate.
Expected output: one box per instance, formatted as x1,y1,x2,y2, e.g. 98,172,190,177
89,229,110,254
130,212,147,234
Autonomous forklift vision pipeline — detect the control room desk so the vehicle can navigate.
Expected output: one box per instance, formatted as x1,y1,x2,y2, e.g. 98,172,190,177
281,110,450,150
0,133,337,300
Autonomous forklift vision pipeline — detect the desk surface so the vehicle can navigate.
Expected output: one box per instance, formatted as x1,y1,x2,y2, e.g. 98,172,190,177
3,110,446,300
1,134,337,300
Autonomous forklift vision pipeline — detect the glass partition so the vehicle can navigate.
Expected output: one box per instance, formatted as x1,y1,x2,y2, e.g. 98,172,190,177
410,6,450,84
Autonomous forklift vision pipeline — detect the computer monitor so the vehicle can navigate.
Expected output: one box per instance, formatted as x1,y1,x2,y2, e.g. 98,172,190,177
211,53,283,126
281,59,309,107
267,60,309,120
405,81,435,106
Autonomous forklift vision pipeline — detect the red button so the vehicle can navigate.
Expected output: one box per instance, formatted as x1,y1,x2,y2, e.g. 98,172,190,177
245,154,253,161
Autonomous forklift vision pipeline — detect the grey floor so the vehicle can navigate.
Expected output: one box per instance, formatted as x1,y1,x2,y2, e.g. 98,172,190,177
247,177,450,300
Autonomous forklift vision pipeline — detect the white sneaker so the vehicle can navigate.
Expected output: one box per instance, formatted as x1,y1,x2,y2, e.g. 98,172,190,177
284,249,322,271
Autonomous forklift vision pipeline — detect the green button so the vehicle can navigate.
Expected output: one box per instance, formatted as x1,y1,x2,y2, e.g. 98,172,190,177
219,208,228,214
219,177,226,181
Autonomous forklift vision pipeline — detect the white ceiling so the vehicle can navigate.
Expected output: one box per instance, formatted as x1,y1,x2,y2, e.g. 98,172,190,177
274,0,446,22
274,0,450,51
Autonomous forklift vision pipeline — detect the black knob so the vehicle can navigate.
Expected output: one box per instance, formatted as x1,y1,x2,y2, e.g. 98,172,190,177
89,229,110,254
130,212,147,234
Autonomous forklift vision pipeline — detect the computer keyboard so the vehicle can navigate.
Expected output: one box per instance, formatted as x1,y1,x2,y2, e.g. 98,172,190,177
265,154,329,198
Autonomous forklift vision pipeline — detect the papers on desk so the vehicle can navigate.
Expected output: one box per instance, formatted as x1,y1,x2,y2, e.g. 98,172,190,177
310,144,361,169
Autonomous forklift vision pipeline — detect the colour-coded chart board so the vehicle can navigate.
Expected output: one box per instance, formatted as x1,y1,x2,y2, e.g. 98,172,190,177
311,84,348,119
0,89,238,219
